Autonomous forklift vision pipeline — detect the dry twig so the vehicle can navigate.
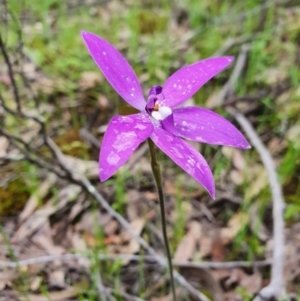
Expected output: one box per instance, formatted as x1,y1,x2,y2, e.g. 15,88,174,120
228,109,286,301
215,42,286,300
0,253,270,270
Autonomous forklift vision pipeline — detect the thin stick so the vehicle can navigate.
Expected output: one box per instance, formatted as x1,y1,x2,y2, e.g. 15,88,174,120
211,43,250,108
212,41,286,299
228,109,286,300
0,253,270,270
0,34,21,112
147,139,176,301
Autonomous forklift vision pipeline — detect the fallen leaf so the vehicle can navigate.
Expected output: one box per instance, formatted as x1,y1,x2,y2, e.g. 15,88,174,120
98,94,109,109
0,136,9,157
49,269,65,289
180,266,223,301
0,269,17,291
232,149,246,171
126,218,145,254
31,221,65,254
249,204,270,241
174,221,201,262
13,185,81,241
120,219,145,255
30,276,43,291
19,173,57,223
18,287,81,301
245,168,268,200
220,211,249,245
199,235,213,258
224,268,262,294
230,170,244,186
257,67,287,85
79,71,103,90
64,156,99,179
286,125,300,149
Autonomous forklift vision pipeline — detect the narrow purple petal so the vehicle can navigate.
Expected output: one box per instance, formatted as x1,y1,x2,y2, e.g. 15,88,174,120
151,126,215,198
100,113,153,181
161,57,234,108
173,107,251,149
81,31,145,111
160,114,181,137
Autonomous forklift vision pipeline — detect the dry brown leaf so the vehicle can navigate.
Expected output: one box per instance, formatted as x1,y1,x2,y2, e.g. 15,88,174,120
32,77,57,94
68,194,88,222
181,266,223,301
120,219,145,255
268,137,288,155
19,173,57,223
230,170,244,186
164,180,176,195
199,235,213,258
258,67,287,85
31,221,65,254
220,211,249,245
239,269,262,294
155,68,166,81
174,221,201,262
98,94,109,109
0,136,9,157
224,268,262,294
0,73,11,86
71,232,87,251
245,168,268,200
23,62,37,80
126,190,141,222
222,146,234,159
286,125,300,149
98,124,109,134
0,269,17,291
18,287,80,301
205,90,220,108
13,185,81,241
211,234,225,262
64,156,98,179
104,219,119,236
144,191,157,202
249,204,270,241
79,71,103,90
232,149,246,171
126,218,145,254
49,269,65,288
30,276,43,291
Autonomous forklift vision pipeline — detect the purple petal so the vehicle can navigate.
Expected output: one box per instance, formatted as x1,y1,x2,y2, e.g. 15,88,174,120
81,31,145,111
100,113,153,181
161,57,234,108
173,107,251,149
151,126,215,198
160,114,181,137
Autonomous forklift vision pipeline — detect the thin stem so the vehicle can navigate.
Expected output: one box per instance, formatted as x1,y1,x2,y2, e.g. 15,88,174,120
147,139,176,301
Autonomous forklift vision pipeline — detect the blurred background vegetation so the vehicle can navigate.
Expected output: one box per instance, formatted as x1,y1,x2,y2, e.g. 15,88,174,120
0,0,300,300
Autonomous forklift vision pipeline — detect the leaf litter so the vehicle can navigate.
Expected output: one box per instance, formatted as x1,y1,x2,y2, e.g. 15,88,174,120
1,0,300,300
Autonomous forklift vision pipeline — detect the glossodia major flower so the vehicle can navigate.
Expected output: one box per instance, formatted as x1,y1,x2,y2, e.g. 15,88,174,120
81,31,250,199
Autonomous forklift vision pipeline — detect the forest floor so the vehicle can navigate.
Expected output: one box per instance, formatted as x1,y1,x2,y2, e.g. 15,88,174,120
0,0,300,300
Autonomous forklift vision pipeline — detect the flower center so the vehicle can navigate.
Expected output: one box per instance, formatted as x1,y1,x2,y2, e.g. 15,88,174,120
146,85,172,121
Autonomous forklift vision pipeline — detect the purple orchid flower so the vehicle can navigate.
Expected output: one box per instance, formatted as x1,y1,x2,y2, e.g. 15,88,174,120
81,31,250,198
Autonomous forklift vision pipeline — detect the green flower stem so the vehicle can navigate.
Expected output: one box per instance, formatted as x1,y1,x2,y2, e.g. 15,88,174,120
147,138,176,301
